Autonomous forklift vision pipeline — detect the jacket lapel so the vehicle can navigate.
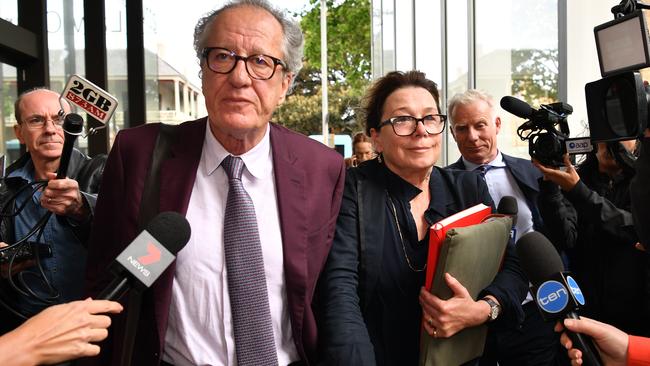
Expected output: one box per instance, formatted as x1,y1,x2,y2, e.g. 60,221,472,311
151,118,206,349
269,124,309,344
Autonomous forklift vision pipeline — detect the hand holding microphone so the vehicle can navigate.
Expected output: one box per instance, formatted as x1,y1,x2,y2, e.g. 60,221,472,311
98,211,191,301
554,316,629,366
516,231,603,366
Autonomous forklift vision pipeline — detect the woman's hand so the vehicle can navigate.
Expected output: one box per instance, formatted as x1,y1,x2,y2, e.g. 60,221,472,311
419,273,492,338
555,316,628,366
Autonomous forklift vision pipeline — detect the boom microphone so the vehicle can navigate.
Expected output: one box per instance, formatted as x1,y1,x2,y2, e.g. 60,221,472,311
500,96,534,119
516,231,603,366
98,211,191,300
56,113,84,179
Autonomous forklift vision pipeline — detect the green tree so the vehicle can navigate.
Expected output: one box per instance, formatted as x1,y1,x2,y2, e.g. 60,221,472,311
511,49,559,104
275,0,372,136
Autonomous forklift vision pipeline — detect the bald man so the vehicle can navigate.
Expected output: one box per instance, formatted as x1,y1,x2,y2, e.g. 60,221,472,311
0,88,106,334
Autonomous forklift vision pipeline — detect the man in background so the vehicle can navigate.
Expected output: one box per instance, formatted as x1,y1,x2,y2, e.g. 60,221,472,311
446,89,566,365
0,88,105,334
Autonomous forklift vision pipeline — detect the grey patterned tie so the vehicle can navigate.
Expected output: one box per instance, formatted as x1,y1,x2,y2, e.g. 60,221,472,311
222,155,278,366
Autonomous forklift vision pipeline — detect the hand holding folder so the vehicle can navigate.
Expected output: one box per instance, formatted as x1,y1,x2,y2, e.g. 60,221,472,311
419,215,513,366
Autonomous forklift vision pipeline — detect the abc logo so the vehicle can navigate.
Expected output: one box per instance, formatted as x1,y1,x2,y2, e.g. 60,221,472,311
567,276,585,305
536,280,569,313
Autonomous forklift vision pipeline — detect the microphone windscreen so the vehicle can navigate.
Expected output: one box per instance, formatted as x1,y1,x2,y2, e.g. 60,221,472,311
500,96,534,119
63,113,84,134
145,211,191,255
497,196,518,216
516,231,564,286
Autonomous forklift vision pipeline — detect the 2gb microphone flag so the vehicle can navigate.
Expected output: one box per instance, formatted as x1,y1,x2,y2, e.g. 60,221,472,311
61,74,118,125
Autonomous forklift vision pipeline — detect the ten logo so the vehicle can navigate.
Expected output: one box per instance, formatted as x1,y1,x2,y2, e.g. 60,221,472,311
536,280,569,313
567,276,585,305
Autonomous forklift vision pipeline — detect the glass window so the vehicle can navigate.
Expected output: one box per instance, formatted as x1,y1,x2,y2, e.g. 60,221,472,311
106,0,127,143
475,0,558,158
381,0,396,73
0,0,17,25
395,0,414,71
445,0,469,164
414,0,441,85
47,0,87,153
0,63,18,164
142,0,206,125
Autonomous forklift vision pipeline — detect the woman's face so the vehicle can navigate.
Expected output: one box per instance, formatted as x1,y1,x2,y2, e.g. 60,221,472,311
370,87,441,177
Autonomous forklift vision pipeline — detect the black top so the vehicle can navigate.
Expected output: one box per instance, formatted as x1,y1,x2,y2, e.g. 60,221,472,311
317,158,529,366
538,156,649,336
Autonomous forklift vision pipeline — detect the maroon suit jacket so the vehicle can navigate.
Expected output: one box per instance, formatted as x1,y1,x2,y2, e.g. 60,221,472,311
83,118,345,365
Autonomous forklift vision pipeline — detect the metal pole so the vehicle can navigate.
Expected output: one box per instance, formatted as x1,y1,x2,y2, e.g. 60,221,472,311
321,0,329,145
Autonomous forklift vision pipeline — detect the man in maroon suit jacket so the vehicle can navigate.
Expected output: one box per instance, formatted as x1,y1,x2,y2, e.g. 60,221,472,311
82,1,345,365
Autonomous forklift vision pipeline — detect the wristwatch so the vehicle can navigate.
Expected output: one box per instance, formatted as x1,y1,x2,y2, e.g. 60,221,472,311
481,297,501,322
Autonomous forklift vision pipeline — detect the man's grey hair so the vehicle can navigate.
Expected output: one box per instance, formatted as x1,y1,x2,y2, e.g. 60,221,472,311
447,89,496,126
193,0,304,87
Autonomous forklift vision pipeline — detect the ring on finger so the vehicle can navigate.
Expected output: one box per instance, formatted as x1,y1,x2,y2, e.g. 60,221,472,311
433,328,438,338
427,317,433,327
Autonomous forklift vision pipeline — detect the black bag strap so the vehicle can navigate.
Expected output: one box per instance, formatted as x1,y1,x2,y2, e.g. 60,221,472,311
138,123,177,229
120,123,178,366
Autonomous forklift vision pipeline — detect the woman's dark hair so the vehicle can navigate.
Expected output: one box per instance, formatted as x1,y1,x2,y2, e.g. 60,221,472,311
361,70,440,136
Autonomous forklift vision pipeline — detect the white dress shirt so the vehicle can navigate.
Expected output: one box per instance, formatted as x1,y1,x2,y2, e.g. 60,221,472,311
461,151,535,304
162,122,299,366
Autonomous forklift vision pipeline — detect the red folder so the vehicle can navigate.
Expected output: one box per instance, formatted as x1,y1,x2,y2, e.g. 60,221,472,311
424,203,492,290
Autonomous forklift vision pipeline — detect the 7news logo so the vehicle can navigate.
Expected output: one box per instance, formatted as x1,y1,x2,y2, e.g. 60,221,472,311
126,242,162,278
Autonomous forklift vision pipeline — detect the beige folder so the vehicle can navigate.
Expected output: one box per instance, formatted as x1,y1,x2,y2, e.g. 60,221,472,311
419,216,512,366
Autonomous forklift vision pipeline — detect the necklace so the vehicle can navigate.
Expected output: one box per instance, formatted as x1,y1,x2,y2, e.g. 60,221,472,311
387,193,426,272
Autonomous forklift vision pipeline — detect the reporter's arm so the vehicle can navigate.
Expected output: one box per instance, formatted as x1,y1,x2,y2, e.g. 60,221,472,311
0,298,122,366
556,316,628,366
628,335,650,366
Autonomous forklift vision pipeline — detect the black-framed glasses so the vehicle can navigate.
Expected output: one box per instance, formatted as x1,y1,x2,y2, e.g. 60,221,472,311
201,47,287,80
379,114,447,136
21,113,65,130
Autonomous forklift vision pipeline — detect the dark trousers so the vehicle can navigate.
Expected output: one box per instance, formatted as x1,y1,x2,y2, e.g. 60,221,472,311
479,302,570,366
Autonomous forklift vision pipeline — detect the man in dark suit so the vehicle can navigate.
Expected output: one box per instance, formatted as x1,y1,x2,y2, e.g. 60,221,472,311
82,1,345,365
445,89,567,365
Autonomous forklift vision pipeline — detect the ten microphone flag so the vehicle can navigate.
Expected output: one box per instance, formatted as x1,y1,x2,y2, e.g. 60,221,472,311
420,216,512,366
425,203,492,291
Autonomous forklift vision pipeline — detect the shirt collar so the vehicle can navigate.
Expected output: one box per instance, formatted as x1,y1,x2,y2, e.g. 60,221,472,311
461,150,506,170
202,120,272,179
8,158,34,181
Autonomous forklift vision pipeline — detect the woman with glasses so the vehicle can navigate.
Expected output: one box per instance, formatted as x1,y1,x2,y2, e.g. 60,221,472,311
317,71,528,365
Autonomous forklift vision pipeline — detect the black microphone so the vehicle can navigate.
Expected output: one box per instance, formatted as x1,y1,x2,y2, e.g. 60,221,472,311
56,113,84,179
500,96,534,119
516,231,603,366
497,196,518,240
97,211,191,300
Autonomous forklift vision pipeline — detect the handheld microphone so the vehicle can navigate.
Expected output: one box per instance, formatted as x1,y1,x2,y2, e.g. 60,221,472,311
56,113,84,179
98,211,191,300
516,231,603,366
497,196,518,240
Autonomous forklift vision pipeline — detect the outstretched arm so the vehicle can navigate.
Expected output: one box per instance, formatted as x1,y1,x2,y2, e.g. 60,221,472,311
0,298,123,366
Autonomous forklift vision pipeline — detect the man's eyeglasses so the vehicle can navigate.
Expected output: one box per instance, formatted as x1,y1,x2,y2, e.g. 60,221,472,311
21,114,65,130
201,47,287,80
379,114,447,136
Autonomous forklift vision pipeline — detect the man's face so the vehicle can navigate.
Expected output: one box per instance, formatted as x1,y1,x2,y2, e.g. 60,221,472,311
450,100,501,165
200,6,292,150
14,90,66,163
